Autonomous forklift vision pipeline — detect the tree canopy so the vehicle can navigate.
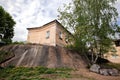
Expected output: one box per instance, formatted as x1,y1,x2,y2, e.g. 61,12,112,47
58,0,119,63
0,6,16,44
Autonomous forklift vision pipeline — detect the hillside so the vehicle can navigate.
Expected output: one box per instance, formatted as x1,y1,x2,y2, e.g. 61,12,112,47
0,44,87,69
1,44,120,80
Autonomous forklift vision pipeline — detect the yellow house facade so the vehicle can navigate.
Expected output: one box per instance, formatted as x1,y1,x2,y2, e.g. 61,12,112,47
106,40,120,63
27,20,72,46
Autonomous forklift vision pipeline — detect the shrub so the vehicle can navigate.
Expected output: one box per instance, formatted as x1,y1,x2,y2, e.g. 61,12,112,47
12,41,25,44
0,50,14,63
35,66,48,74
45,68,56,74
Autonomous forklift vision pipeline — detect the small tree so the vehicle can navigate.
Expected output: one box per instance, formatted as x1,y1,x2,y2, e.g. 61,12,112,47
58,0,119,64
0,6,16,44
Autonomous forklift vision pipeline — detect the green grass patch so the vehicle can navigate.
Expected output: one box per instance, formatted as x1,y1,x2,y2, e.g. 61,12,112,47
12,41,25,44
0,50,14,63
101,63,120,70
0,66,73,80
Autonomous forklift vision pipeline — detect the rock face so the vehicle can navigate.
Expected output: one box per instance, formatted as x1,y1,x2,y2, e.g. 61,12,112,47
0,44,86,69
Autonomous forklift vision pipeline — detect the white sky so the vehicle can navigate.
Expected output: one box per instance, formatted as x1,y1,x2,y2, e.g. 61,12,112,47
0,0,120,42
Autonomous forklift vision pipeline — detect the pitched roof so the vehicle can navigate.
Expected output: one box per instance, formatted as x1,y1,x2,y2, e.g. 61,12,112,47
27,19,73,36
27,19,57,30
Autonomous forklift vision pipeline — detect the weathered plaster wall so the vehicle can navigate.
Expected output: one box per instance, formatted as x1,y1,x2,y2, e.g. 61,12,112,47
27,22,56,46
27,21,70,46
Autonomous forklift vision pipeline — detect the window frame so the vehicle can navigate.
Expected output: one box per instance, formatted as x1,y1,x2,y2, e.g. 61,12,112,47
46,31,50,39
59,31,62,40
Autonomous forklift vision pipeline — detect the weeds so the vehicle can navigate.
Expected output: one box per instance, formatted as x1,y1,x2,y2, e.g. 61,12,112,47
0,50,14,63
0,66,72,80
102,63,120,70
12,41,25,44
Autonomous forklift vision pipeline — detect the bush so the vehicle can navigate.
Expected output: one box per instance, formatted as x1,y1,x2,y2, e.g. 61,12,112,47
12,41,25,44
45,68,56,74
0,50,14,63
35,66,48,74
101,63,120,70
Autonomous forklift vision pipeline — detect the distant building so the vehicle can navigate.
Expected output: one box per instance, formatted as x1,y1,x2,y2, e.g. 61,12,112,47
105,39,120,63
27,20,72,46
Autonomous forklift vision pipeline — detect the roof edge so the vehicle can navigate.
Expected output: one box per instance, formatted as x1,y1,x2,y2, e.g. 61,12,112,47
27,19,57,30
27,19,73,36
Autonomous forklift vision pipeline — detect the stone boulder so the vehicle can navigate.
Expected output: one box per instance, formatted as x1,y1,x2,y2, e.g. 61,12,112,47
90,64,100,73
108,68,119,76
99,68,119,76
90,64,119,76
99,69,109,76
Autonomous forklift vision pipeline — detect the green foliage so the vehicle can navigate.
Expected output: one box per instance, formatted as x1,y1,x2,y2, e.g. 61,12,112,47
102,63,120,71
58,0,119,63
44,68,56,74
0,50,14,63
0,50,8,62
0,66,72,80
35,66,48,74
12,41,25,44
0,6,16,44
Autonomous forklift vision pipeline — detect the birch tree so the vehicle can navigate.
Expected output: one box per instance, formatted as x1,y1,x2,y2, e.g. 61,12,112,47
58,0,119,64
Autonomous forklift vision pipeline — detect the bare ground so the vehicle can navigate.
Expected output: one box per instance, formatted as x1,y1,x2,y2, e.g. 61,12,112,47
39,68,120,80
55,68,120,80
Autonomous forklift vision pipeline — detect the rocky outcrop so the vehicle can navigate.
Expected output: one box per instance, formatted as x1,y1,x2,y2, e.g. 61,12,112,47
99,69,109,76
99,68,119,76
90,64,119,76
0,44,86,69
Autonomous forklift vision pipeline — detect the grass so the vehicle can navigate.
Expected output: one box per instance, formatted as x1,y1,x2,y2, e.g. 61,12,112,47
0,66,73,80
0,66,98,80
12,41,25,44
101,63,120,70
0,50,14,63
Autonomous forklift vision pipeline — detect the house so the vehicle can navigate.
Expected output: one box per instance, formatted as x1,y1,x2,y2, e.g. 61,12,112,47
27,20,72,46
105,39,120,63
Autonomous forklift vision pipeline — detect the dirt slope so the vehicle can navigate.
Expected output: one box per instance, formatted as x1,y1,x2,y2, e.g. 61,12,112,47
0,44,87,69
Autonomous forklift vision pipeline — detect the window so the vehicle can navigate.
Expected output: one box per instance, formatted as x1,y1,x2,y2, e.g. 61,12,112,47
46,31,50,39
59,31,62,40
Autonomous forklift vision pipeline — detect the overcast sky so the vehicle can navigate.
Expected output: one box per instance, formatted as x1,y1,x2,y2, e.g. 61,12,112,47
0,0,120,42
